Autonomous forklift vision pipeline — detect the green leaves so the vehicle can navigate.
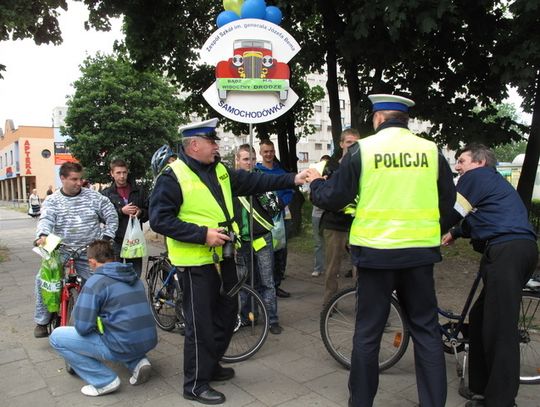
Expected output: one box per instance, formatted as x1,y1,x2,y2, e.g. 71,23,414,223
63,53,185,184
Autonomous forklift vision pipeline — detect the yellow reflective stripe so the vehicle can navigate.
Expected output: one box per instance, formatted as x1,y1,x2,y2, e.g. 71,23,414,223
454,192,472,217
353,225,441,239
355,208,440,220
252,237,267,251
238,196,273,231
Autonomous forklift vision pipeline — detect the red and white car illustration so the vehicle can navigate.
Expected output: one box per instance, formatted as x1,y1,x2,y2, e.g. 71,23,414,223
215,39,290,101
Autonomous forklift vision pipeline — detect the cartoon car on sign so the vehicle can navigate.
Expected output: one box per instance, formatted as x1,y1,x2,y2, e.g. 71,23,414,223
215,39,290,101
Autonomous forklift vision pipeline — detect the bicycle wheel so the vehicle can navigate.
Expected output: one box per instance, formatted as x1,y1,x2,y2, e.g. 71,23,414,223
222,284,269,363
66,287,79,325
320,287,410,371
147,262,180,331
519,291,540,384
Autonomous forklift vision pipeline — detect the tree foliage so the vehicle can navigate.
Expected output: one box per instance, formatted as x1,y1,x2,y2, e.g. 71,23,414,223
0,0,67,78
493,141,527,163
76,0,325,171
63,53,185,184
495,0,540,209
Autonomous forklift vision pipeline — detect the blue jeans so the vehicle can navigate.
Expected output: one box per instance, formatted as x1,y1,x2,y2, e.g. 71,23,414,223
34,251,91,325
49,326,145,387
312,215,324,274
239,234,279,324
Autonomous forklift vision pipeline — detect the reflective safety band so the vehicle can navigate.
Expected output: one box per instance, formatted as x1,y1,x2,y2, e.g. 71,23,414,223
252,236,267,251
454,192,473,217
238,196,274,231
355,208,440,220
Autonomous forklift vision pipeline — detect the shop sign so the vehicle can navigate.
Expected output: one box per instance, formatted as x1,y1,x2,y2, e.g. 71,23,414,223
24,140,32,175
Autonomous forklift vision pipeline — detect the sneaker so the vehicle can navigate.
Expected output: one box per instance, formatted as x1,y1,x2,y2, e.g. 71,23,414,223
269,323,283,335
34,324,49,338
129,358,151,385
311,271,321,277
81,376,121,396
527,278,540,289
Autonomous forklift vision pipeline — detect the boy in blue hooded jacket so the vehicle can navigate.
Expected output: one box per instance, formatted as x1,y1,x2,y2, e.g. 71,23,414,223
49,240,157,397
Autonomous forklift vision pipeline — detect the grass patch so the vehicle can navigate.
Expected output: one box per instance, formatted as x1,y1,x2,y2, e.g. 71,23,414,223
287,199,316,255
0,244,8,263
288,199,484,261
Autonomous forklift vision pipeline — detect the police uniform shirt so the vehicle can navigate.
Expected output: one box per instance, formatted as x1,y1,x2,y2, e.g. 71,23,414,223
310,120,456,269
449,166,536,244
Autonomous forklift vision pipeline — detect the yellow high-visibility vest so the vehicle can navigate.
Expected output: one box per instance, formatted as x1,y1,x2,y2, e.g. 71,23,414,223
350,127,440,249
167,159,239,266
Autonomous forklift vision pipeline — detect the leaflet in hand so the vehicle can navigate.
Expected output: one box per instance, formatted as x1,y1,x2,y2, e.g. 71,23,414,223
32,234,62,259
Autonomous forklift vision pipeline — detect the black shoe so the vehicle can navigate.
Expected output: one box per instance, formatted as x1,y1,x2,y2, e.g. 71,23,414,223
465,401,485,407
34,324,49,338
276,288,290,298
269,323,282,335
212,364,235,381
184,388,225,405
459,386,485,401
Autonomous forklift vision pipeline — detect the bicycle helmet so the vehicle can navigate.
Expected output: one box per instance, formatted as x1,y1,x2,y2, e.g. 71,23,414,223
151,145,176,177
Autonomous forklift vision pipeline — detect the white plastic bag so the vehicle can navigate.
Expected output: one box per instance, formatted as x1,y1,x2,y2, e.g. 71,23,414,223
120,217,147,259
271,212,286,251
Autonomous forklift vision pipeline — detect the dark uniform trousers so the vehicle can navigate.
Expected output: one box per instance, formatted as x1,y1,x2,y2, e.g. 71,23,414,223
469,239,537,407
349,264,446,407
181,258,239,396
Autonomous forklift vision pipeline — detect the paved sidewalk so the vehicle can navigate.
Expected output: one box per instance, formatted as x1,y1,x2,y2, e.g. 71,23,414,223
0,206,538,406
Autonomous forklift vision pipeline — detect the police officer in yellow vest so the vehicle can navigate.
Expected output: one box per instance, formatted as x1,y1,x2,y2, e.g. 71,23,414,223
149,118,308,405
308,94,456,407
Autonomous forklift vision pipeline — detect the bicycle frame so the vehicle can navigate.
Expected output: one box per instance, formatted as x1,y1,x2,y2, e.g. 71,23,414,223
438,270,483,352
59,256,81,326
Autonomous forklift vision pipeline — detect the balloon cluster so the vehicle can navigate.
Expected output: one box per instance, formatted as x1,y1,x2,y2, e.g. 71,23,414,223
217,0,283,28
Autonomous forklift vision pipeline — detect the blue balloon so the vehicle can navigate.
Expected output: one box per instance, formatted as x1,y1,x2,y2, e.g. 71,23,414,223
217,10,240,28
265,6,282,25
241,0,267,19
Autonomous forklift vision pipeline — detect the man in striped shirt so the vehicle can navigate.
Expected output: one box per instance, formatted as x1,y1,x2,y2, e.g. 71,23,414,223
33,162,118,338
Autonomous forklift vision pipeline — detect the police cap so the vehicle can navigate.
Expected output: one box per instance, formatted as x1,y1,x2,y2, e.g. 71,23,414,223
179,118,220,140
368,94,415,113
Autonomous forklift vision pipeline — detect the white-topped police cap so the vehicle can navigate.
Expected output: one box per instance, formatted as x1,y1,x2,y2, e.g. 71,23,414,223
180,118,220,139
368,94,415,113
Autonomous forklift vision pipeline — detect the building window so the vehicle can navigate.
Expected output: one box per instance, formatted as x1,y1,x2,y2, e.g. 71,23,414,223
315,105,322,112
327,143,332,150
327,125,332,132
315,143,322,150
314,123,322,130
41,149,52,158
299,152,309,162
10,150,13,164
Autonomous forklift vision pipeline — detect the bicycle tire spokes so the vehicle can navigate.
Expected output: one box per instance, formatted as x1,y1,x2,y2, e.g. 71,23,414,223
222,285,268,363
320,287,410,372
519,293,540,384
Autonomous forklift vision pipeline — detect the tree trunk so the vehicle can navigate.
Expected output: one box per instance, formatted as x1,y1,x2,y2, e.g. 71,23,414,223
317,0,342,158
517,72,540,213
286,116,298,173
343,58,362,131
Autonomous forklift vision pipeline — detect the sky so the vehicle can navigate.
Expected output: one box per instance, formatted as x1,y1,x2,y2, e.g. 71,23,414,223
0,1,123,129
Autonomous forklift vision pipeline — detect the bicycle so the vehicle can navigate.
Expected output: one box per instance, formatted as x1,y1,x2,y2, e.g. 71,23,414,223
43,244,86,374
145,253,269,362
45,244,86,331
320,275,540,384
